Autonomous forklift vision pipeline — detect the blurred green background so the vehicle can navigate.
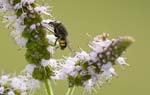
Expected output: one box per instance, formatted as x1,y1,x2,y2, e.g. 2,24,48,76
0,0,149,95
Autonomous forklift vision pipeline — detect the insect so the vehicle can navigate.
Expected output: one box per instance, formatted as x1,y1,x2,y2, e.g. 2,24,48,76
48,20,69,50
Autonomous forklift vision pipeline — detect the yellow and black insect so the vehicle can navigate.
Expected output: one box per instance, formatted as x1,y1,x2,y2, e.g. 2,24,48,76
49,21,68,50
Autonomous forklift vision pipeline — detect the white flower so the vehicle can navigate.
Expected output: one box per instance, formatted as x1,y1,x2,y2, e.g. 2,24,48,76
91,74,100,82
80,71,87,76
75,66,82,71
89,51,98,63
26,64,36,74
89,39,111,53
47,46,56,56
101,62,112,71
41,59,49,67
15,36,28,47
87,67,96,75
14,3,22,10
88,34,112,54
62,61,75,74
0,75,9,85
75,51,90,61
0,1,13,12
117,57,129,66
0,86,4,93
11,77,27,91
41,19,52,27
0,74,40,94
34,6,52,16
101,62,115,79
101,67,117,80
83,79,93,90
54,57,77,79
26,79,39,89
49,59,58,68
41,59,58,67
16,24,26,33
30,24,36,30
70,71,78,78
53,71,67,80
6,15,17,22
7,91,15,95
101,71,112,80
109,67,117,76
46,35,57,44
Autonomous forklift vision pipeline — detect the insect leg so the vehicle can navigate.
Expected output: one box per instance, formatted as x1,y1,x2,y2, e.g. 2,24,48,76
44,26,55,35
49,37,59,47
54,37,59,46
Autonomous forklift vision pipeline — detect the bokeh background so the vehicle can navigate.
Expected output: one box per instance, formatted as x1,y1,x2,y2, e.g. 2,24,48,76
0,0,149,95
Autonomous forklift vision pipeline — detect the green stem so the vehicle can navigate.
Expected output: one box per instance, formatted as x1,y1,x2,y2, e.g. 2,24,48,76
45,79,54,95
66,86,76,95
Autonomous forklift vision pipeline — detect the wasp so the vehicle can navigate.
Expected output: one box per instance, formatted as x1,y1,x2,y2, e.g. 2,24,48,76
48,20,69,50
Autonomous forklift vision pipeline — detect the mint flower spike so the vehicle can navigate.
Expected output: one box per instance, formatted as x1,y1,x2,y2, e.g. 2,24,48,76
0,0,55,78
54,33,134,95
1,0,56,95
0,74,39,95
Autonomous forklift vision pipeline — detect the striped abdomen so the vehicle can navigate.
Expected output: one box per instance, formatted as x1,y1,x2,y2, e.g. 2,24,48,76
59,38,67,50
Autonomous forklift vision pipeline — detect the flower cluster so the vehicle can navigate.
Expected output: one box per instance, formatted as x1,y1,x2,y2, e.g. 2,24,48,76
0,0,57,81
53,33,134,92
0,74,39,95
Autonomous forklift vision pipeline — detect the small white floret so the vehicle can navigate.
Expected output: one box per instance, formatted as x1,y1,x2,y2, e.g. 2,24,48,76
26,64,36,74
0,86,4,93
7,91,15,95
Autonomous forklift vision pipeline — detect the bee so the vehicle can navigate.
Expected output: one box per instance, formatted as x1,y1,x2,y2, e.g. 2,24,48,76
48,20,69,50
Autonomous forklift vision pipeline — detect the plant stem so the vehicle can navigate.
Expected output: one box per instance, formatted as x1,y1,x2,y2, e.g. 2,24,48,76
45,79,54,95
66,86,76,95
